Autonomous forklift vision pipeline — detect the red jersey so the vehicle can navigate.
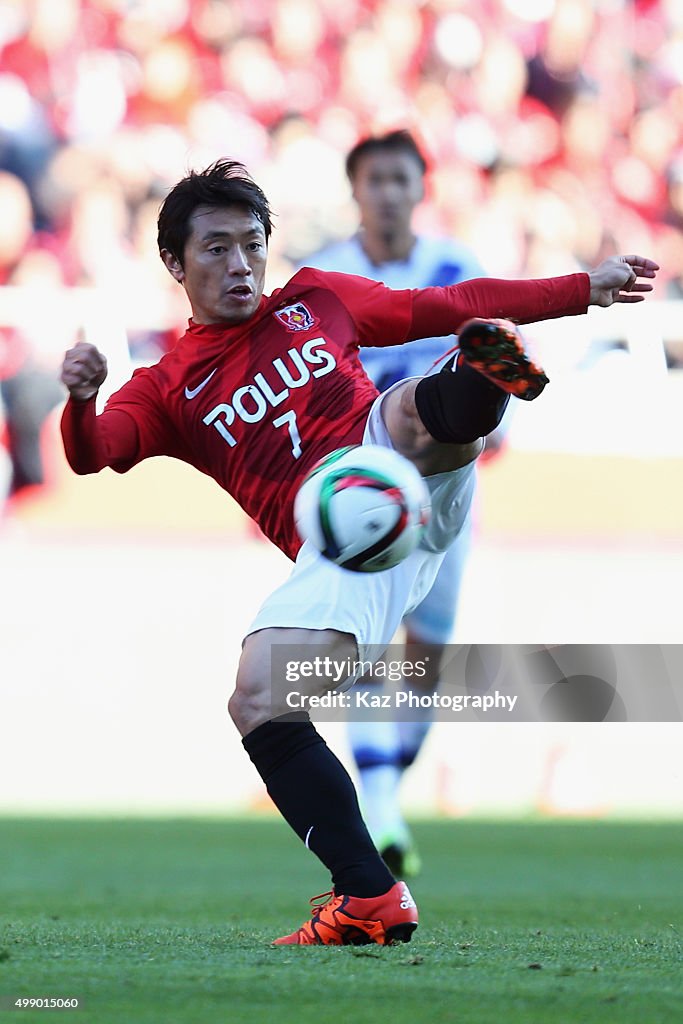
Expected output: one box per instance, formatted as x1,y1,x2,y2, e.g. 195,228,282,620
61,267,588,558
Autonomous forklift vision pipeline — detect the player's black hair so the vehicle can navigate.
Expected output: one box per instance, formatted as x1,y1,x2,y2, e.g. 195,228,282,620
157,159,273,265
345,130,428,182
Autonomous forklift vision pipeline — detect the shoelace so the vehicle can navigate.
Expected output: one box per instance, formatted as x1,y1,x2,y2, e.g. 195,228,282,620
426,345,459,374
308,891,337,918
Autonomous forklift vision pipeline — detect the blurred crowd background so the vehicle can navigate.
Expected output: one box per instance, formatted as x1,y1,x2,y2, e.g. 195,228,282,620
1,0,682,505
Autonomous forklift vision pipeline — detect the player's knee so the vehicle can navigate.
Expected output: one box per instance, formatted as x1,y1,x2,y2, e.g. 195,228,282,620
227,685,243,724
383,381,432,456
229,671,270,735
384,381,482,475
230,628,359,734
230,637,273,734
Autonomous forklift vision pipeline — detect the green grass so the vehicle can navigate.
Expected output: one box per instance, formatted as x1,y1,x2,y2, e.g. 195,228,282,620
1,818,682,1024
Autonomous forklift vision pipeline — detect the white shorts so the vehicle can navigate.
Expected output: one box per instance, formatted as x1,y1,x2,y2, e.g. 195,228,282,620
246,380,476,662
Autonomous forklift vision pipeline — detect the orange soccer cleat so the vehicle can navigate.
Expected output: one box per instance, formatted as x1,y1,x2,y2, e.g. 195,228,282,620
272,881,418,946
456,317,549,401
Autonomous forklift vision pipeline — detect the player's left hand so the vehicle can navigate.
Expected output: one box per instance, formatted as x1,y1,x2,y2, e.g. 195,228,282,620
588,255,659,307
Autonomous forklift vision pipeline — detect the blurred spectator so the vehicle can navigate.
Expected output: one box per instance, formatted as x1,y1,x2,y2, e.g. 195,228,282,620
0,172,63,500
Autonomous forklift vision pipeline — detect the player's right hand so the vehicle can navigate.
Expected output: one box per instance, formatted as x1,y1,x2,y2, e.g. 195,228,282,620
587,254,659,307
60,341,108,402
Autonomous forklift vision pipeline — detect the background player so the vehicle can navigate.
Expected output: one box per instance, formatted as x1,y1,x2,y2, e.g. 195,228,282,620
59,160,657,946
306,130,488,877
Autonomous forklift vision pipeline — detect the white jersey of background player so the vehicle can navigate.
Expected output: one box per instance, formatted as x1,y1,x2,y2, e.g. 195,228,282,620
304,131,485,877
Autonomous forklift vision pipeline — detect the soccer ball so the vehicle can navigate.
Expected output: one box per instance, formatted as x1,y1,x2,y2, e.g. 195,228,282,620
294,444,431,572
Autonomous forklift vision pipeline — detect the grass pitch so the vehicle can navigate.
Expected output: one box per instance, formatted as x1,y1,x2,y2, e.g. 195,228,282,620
1,818,681,1024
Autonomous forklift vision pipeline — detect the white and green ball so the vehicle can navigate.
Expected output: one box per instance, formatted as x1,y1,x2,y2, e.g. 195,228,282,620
294,444,431,572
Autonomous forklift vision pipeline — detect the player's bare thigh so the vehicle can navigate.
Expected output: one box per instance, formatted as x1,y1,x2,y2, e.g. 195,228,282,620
229,627,358,736
382,379,483,476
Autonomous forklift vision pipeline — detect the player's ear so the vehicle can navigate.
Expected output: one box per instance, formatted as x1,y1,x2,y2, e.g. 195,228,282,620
161,249,184,283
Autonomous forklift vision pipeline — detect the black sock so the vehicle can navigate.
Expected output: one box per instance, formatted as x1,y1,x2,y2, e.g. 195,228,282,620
243,716,395,897
414,355,510,444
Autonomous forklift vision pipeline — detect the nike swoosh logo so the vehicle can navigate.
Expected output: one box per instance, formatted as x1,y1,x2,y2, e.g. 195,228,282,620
184,368,217,400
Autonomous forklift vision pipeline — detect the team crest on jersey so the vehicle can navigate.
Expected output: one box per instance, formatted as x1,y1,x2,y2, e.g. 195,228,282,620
273,301,318,332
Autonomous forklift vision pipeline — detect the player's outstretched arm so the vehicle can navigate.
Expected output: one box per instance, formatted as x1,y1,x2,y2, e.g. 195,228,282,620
403,252,659,342
588,254,659,307
60,341,108,402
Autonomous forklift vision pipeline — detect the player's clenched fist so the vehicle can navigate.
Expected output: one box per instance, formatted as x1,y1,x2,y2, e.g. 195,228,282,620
61,341,108,402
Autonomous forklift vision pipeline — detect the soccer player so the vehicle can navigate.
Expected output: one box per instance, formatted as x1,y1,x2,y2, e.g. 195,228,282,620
306,129,487,878
59,160,657,946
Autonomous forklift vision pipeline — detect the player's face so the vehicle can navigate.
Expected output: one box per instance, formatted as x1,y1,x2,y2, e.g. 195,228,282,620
351,151,425,238
168,205,267,325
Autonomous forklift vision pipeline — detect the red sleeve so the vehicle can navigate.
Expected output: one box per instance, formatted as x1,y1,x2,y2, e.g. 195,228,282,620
60,397,140,474
297,266,588,346
408,274,590,339
60,368,180,475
